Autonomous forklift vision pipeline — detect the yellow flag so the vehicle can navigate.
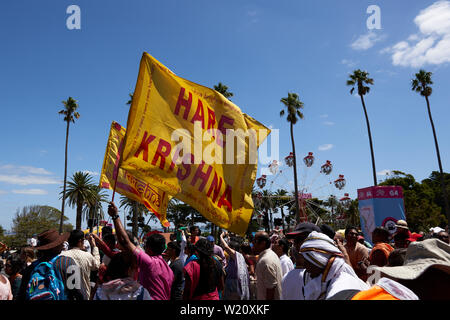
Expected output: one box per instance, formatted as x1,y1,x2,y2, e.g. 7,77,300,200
100,121,171,227
121,52,270,235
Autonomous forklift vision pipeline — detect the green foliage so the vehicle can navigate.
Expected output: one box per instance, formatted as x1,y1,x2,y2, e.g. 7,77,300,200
166,198,207,228
347,69,374,96
280,92,304,125
213,82,233,100
63,171,98,230
411,69,433,97
8,205,73,247
59,97,80,123
379,171,447,232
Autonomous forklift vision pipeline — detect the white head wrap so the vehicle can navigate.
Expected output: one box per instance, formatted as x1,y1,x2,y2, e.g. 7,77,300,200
300,231,369,299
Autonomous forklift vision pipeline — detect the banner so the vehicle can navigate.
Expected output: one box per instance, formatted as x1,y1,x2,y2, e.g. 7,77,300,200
100,121,171,227
120,52,270,235
357,186,406,244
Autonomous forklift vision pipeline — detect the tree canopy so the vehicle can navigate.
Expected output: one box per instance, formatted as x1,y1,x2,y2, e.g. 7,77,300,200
6,205,73,247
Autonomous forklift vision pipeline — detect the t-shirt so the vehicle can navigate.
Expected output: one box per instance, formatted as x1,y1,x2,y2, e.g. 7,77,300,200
255,249,283,300
344,242,369,279
60,247,101,300
134,248,174,300
169,258,185,300
0,274,12,300
281,268,305,300
279,254,294,277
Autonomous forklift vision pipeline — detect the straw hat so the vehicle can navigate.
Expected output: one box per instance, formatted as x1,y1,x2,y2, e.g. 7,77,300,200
376,239,450,280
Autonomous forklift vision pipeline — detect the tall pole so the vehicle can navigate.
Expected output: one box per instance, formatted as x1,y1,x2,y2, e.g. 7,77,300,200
360,95,377,186
59,120,70,234
290,122,301,222
425,95,450,230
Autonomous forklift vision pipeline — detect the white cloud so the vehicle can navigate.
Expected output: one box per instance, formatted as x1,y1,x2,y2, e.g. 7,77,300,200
322,121,335,126
0,164,59,186
0,164,52,175
351,31,386,50
377,169,393,176
12,189,48,195
0,190,7,194
318,144,333,151
83,170,99,176
382,1,450,67
341,59,358,68
0,175,60,186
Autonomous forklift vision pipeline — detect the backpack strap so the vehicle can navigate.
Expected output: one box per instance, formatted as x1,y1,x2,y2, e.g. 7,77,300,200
136,287,145,300
327,289,361,300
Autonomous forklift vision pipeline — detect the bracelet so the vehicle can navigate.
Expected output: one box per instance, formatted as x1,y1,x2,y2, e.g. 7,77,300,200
112,214,120,221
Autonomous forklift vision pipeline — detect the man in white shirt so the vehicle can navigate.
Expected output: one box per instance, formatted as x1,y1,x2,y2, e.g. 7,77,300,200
60,230,100,300
272,237,294,277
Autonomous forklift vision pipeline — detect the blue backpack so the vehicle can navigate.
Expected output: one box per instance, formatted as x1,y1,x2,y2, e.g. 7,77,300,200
26,256,66,301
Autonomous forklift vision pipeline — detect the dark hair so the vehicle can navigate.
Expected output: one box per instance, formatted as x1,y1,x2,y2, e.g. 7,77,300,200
255,232,271,249
185,242,195,255
190,225,200,233
167,241,181,257
103,233,117,248
194,238,217,291
387,248,407,267
229,241,241,252
345,226,358,237
277,238,290,254
6,254,25,275
20,247,36,261
372,227,390,241
240,243,252,255
320,224,335,240
102,226,113,236
68,230,85,248
104,251,135,281
145,233,166,255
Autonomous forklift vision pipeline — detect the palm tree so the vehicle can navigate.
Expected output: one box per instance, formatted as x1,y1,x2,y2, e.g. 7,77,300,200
83,185,108,233
64,171,95,230
347,70,377,186
412,69,450,228
119,196,148,238
58,97,80,233
214,82,233,100
273,189,290,231
280,92,304,222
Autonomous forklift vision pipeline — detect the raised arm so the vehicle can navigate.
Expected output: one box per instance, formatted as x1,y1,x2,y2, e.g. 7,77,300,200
107,201,136,253
91,233,114,259
220,231,236,259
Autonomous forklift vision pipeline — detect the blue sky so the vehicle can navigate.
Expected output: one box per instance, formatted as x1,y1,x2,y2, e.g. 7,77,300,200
1,0,450,231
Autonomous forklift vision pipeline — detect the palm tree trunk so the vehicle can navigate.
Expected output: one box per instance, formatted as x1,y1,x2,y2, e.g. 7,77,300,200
59,120,70,233
76,199,82,230
360,95,377,186
132,203,138,237
425,96,450,227
290,122,301,221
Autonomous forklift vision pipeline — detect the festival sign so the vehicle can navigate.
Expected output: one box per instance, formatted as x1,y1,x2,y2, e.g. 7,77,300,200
100,121,171,227
357,185,406,244
120,52,270,235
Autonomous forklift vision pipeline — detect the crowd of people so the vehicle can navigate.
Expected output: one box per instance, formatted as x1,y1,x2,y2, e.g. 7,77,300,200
1,204,449,301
